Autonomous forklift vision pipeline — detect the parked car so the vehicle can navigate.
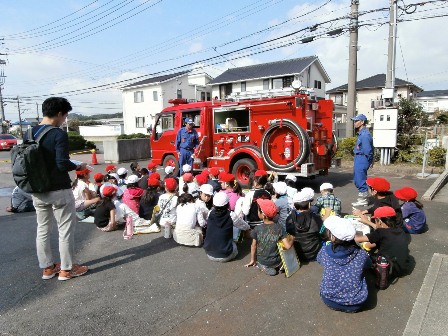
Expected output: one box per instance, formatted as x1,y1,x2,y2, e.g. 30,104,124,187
0,134,18,150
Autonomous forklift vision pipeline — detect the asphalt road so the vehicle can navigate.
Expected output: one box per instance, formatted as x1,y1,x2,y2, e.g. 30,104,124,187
0,151,447,336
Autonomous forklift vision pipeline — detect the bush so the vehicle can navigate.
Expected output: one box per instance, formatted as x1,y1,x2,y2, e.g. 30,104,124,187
395,150,423,164
85,141,97,150
117,133,149,140
428,147,446,167
335,137,356,159
68,133,87,151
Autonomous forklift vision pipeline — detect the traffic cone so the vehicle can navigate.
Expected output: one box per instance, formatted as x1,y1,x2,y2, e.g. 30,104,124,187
91,149,98,165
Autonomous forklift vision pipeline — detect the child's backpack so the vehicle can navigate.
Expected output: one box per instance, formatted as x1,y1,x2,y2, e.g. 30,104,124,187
11,126,56,194
375,255,391,290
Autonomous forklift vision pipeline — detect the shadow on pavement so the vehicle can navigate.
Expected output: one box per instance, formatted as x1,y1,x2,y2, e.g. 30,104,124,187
84,236,178,275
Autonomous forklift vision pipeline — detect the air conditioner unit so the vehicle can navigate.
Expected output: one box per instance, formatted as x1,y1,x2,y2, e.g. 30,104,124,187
371,100,384,109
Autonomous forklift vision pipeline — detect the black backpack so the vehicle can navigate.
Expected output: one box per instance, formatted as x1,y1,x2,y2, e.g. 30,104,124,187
11,126,56,193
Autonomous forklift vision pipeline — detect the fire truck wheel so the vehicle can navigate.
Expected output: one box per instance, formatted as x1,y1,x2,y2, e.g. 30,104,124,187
163,154,180,176
261,119,310,172
232,158,256,188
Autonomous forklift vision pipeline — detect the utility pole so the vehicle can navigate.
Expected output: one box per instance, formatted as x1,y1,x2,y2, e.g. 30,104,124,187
0,59,5,122
384,0,398,105
346,0,359,138
36,102,40,123
17,96,23,139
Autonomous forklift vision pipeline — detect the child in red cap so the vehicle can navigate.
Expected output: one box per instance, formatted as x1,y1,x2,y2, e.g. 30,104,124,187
353,177,402,225
72,168,100,220
245,199,293,276
94,186,119,232
394,187,426,234
157,178,178,229
139,178,162,220
207,167,221,194
355,206,410,286
219,173,243,211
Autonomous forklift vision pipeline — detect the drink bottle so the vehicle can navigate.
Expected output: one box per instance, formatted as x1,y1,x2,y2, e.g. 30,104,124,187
375,255,390,290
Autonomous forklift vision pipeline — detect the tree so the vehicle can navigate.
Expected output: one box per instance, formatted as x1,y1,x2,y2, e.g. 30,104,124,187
395,98,428,163
397,98,427,134
435,110,448,125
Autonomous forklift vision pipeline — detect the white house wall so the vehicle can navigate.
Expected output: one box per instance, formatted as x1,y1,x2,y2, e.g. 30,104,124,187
123,73,212,135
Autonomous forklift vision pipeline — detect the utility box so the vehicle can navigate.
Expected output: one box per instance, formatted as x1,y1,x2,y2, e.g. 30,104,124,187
373,108,398,147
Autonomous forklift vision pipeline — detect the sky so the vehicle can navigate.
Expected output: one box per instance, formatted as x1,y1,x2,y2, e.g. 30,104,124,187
0,0,447,121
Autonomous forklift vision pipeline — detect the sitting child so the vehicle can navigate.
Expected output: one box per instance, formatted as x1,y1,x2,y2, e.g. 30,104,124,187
158,178,178,229
207,167,222,194
355,206,410,282
273,181,291,230
94,186,121,232
394,187,427,234
180,172,199,198
219,173,243,211
286,190,323,262
242,171,272,227
204,192,249,262
122,175,144,214
6,186,35,213
196,184,213,229
245,199,293,276
284,174,298,201
72,168,100,220
353,177,402,224
317,216,371,313
139,178,162,220
173,193,202,247
313,183,341,220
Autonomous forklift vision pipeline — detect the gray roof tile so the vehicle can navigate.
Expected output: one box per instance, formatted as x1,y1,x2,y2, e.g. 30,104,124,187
123,70,190,89
416,89,448,98
208,56,318,84
327,74,421,93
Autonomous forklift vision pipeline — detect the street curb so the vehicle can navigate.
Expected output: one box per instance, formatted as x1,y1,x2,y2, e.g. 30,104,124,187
402,253,447,336
422,170,448,200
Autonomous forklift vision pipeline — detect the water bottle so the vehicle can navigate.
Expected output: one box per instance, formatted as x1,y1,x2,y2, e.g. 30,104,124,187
375,256,390,290
164,223,172,239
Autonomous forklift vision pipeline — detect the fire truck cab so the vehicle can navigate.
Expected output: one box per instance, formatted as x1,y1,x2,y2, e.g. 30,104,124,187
150,88,336,187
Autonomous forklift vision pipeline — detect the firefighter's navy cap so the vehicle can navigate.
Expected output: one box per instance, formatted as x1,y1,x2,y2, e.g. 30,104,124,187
185,118,194,124
351,114,367,121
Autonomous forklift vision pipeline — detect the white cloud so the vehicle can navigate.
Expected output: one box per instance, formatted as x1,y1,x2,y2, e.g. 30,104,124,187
188,42,203,53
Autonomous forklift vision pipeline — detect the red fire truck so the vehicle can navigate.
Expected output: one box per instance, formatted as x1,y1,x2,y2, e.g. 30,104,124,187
149,88,336,187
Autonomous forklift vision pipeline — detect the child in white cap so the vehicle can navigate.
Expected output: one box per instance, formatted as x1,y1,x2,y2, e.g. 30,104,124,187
272,181,290,230
285,174,298,200
285,190,323,262
313,183,342,220
196,184,213,229
178,164,192,193
317,216,371,313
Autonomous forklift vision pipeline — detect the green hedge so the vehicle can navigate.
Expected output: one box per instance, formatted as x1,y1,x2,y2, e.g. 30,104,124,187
335,137,356,159
117,133,149,140
428,147,446,167
68,132,96,151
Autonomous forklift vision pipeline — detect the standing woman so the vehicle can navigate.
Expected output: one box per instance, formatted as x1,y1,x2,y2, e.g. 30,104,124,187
351,114,373,207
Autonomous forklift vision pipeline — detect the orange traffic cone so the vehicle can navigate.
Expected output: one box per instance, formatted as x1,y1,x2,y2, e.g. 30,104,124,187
91,149,98,165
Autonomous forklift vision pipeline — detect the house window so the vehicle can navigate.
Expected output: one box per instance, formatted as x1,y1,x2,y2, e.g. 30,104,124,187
263,79,269,90
334,95,343,105
153,91,158,101
134,91,144,103
201,92,205,101
241,82,246,92
135,117,145,128
272,78,282,89
206,92,211,101
314,80,322,89
177,89,182,99
282,76,294,88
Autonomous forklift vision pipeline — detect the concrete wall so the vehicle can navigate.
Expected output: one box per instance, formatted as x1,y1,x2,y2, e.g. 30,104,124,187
103,138,151,163
79,124,124,137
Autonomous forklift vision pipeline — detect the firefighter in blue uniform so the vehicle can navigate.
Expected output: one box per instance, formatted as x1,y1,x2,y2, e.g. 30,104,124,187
176,117,199,176
351,114,374,207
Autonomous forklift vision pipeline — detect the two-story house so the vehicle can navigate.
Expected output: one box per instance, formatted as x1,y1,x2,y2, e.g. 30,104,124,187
121,71,213,134
415,90,448,120
208,56,331,99
327,74,423,125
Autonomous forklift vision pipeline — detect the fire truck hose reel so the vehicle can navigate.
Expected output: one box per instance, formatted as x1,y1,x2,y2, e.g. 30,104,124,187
261,119,310,172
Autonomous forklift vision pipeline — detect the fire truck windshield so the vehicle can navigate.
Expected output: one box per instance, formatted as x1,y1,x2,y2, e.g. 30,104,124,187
154,113,174,140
